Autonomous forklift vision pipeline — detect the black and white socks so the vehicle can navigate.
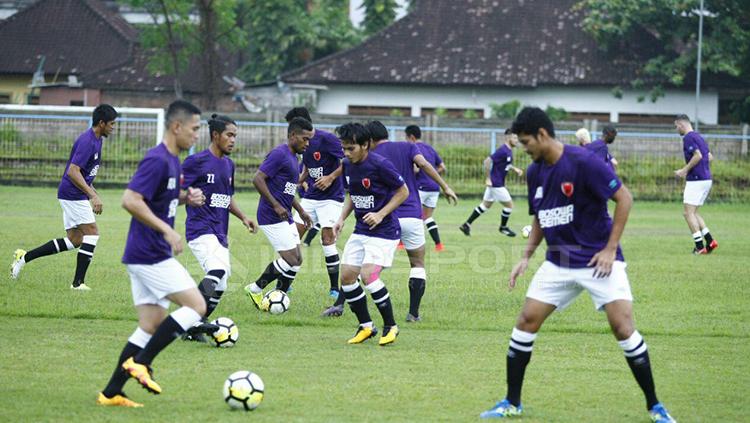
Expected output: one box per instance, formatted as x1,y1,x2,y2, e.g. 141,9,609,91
408,267,426,318
102,326,152,397
619,331,659,410
198,269,226,318
506,327,536,407
73,235,98,286
501,208,513,228
24,237,75,263
424,218,441,245
323,244,340,293
135,306,202,366
366,279,396,328
466,203,488,225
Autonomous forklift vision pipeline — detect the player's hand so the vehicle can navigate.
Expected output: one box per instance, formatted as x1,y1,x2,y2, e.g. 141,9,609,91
242,217,258,234
587,246,617,278
333,220,344,238
362,212,384,230
164,228,183,256
314,174,335,191
187,187,206,207
274,204,289,221
301,181,309,192
442,187,458,205
674,168,687,179
300,212,313,229
509,258,529,291
485,177,492,187
90,194,103,215
515,167,524,177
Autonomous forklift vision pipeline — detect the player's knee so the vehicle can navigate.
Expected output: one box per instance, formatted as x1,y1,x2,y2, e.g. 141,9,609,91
321,230,335,245
516,311,542,333
69,234,83,247
609,319,634,340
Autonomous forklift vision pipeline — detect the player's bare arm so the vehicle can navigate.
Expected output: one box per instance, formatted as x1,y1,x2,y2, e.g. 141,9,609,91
67,163,102,214
587,184,632,278
483,156,492,185
179,187,205,207
292,198,312,228
333,196,354,238
314,163,343,191
229,197,257,233
413,154,458,204
675,150,702,178
253,170,287,220
122,188,183,255
509,216,543,290
363,184,408,230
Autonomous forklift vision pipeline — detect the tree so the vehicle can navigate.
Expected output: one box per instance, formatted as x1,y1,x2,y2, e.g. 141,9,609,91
361,0,398,36
577,0,750,122
489,100,522,119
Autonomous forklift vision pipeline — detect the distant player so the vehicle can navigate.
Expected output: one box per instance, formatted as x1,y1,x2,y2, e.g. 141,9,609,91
333,122,409,345
674,114,717,254
181,114,258,341
11,104,117,290
580,125,619,170
297,161,322,246
97,100,207,407
460,128,523,237
286,107,346,300
244,118,313,308
405,124,447,252
480,107,675,423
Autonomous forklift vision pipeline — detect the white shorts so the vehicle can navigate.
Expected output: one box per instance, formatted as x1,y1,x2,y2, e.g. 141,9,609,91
59,199,95,230
260,222,301,252
683,180,712,206
342,234,399,268
398,217,426,250
483,186,512,203
188,234,231,276
525,260,633,311
293,198,343,228
127,258,196,308
419,190,440,208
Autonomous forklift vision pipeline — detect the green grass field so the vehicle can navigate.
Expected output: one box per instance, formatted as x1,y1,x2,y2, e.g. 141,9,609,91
1,186,748,422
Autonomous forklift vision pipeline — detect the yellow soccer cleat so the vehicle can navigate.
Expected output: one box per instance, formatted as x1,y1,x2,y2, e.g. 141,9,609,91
378,325,399,346
10,249,26,279
244,284,266,311
122,357,162,394
347,325,378,344
96,392,143,408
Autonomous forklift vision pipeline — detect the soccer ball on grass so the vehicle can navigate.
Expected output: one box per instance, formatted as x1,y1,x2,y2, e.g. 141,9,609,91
521,225,532,239
210,317,238,348
223,370,264,411
261,289,290,314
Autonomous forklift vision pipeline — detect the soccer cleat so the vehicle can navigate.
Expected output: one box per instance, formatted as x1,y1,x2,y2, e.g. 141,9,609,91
692,247,708,255
183,320,219,342
10,249,26,279
378,325,399,346
480,399,523,419
347,325,378,344
321,304,344,317
397,241,405,250
434,243,445,252
182,332,208,343
706,239,718,253
71,282,92,291
122,357,162,394
96,392,143,408
244,284,265,310
329,289,340,300
405,313,421,323
459,223,471,236
649,403,676,423
499,226,517,237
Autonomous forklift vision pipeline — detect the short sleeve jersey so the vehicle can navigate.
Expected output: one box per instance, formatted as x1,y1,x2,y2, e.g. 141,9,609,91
58,128,102,201
584,140,615,170
301,129,345,202
122,143,181,265
415,142,443,192
181,149,235,247
489,144,513,187
371,141,422,219
526,144,624,268
682,132,711,181
343,152,405,240
257,144,299,225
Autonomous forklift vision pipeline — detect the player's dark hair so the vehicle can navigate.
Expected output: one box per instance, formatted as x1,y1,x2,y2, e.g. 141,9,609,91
504,128,512,135
336,122,371,147
511,107,556,138
285,107,312,123
208,114,236,139
405,125,421,139
366,120,389,142
166,100,202,127
675,114,691,123
92,104,117,126
288,116,313,136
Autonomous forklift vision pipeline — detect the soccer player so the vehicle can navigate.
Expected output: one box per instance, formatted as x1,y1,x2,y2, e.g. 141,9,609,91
97,100,207,407
286,107,346,300
480,107,676,423
333,122,409,345
674,114,717,254
11,104,117,290
181,114,258,341
406,124,447,252
580,125,619,170
460,128,523,237
244,117,313,307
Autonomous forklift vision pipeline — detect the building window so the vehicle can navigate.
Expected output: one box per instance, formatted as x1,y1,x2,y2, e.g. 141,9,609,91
348,105,411,117
70,100,84,106
27,94,40,105
0,93,11,104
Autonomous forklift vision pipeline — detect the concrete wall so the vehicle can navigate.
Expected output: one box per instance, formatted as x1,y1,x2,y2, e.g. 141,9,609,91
39,87,101,106
0,75,33,104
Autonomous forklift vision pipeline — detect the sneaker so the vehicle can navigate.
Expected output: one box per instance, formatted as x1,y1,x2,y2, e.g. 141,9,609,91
71,282,92,291
378,325,399,346
397,241,405,250
692,247,708,255
182,332,208,343
244,284,265,310
480,399,523,419
96,392,143,408
459,223,471,236
347,325,378,344
321,304,344,317
183,321,219,342
10,249,26,279
122,357,161,394
405,313,421,323
649,403,676,423
434,243,445,252
706,239,718,253
329,289,340,300
499,226,517,237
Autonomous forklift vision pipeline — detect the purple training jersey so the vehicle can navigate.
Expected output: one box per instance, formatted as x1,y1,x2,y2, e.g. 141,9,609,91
585,140,615,170
489,144,513,187
302,129,345,202
181,149,235,247
526,144,625,268
257,143,299,225
415,142,443,192
682,132,711,181
371,141,422,219
58,128,102,201
122,143,181,265
343,152,405,240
